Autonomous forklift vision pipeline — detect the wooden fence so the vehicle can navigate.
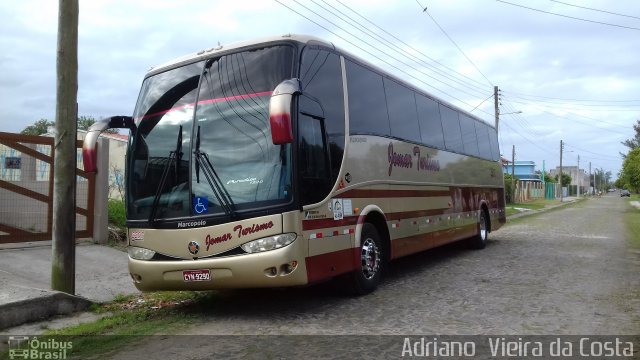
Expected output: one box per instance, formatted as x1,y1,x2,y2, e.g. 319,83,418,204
0,132,95,243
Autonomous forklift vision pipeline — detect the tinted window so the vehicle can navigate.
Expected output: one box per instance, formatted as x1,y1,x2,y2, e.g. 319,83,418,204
488,127,500,161
460,114,479,157
128,62,203,220
300,49,345,186
346,60,390,136
384,78,420,143
416,95,444,149
298,114,330,205
440,104,463,153
475,122,492,160
191,46,294,212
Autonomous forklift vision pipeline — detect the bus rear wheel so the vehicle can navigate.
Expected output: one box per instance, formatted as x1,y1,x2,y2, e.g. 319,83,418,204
349,223,385,295
469,208,489,249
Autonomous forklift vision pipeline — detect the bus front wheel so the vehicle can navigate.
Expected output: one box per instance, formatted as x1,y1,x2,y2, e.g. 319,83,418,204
349,223,385,295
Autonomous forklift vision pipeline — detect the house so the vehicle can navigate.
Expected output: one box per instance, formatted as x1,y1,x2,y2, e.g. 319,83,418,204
502,160,542,182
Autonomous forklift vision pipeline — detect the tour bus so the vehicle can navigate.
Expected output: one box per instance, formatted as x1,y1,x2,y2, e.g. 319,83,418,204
83,35,505,294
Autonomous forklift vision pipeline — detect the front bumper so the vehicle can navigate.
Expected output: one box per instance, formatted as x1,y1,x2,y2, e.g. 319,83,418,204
128,238,308,291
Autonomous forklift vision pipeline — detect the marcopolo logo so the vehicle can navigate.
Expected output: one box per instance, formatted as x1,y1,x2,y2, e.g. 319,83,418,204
177,220,207,228
8,336,73,359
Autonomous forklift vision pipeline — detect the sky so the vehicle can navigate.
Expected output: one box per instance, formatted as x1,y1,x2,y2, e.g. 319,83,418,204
1,0,639,178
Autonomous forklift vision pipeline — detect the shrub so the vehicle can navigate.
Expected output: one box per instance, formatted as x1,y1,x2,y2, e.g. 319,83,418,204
108,199,126,228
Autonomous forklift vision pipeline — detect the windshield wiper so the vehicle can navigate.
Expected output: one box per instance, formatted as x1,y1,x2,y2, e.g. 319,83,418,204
194,125,236,217
148,126,183,223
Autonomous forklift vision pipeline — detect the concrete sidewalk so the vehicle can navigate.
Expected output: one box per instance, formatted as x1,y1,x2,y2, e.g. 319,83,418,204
0,243,139,329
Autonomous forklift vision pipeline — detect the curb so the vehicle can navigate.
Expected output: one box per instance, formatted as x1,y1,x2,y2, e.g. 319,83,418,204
0,291,93,330
506,198,583,220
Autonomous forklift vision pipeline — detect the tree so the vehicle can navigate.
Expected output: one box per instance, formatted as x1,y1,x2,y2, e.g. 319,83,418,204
77,115,118,133
20,115,117,135
620,148,640,193
555,173,571,187
621,119,640,157
593,168,612,192
20,119,55,135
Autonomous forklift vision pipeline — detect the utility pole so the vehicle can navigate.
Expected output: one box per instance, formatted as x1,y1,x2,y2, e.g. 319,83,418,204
559,140,563,203
589,162,592,195
511,144,515,203
494,86,500,132
577,155,580,198
52,0,78,294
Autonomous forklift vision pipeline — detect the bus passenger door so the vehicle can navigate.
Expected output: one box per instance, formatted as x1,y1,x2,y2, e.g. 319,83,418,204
298,95,331,206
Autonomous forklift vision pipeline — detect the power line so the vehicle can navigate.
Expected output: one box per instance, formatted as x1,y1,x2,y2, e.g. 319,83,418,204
497,0,640,31
289,0,486,100
550,0,640,21
275,0,493,116
564,143,621,160
536,108,630,136
501,90,640,103
415,0,494,86
504,97,640,112
276,0,494,117
333,0,490,91
500,120,557,156
313,0,488,97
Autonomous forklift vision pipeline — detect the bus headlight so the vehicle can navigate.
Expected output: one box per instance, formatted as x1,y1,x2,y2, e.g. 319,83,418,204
128,246,156,260
241,233,297,254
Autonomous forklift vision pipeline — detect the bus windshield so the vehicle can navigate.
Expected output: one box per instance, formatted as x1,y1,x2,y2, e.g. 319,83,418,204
127,45,294,222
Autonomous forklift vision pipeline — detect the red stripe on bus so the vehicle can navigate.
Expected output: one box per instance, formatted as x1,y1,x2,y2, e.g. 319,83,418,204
385,209,448,221
136,91,272,121
391,224,477,259
339,189,451,198
305,248,359,284
302,209,449,231
302,217,358,231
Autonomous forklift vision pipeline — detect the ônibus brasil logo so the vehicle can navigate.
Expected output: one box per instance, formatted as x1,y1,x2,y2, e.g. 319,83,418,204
8,336,72,359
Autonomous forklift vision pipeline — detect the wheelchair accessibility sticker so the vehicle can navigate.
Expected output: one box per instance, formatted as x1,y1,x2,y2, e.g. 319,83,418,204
193,197,208,214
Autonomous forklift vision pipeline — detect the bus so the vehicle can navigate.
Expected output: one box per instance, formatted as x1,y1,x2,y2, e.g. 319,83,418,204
83,34,505,295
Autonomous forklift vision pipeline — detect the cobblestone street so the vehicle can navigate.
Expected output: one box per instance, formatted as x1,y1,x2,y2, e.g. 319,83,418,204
111,195,639,358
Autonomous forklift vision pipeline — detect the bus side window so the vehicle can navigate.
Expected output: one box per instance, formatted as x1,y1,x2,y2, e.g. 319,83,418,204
440,104,463,154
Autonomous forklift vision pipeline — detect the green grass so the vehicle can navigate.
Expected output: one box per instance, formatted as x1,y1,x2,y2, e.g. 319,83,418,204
624,194,640,249
0,291,217,360
505,197,586,225
107,199,126,228
506,199,565,217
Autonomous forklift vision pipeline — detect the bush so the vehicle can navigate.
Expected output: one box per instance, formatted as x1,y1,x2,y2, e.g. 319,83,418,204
108,199,126,228
504,173,514,204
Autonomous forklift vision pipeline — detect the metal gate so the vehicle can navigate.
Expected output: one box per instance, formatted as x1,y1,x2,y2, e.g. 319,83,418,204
0,132,95,244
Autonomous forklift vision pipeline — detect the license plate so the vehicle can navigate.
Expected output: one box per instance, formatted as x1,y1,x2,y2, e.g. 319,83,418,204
183,269,211,282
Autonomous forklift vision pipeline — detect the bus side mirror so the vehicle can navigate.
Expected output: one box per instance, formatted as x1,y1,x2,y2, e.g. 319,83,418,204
82,116,136,173
269,79,301,145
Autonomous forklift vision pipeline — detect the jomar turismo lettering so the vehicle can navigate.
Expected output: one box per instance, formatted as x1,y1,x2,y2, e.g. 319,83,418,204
234,221,274,238
388,143,413,176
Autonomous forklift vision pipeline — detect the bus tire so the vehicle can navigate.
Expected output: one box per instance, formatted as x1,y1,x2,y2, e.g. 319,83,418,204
469,208,489,249
349,223,385,295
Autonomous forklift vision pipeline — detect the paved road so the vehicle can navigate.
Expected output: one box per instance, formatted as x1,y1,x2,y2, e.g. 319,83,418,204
111,194,639,358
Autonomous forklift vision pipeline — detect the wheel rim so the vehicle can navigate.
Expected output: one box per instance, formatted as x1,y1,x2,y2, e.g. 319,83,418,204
360,238,380,280
479,212,487,241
